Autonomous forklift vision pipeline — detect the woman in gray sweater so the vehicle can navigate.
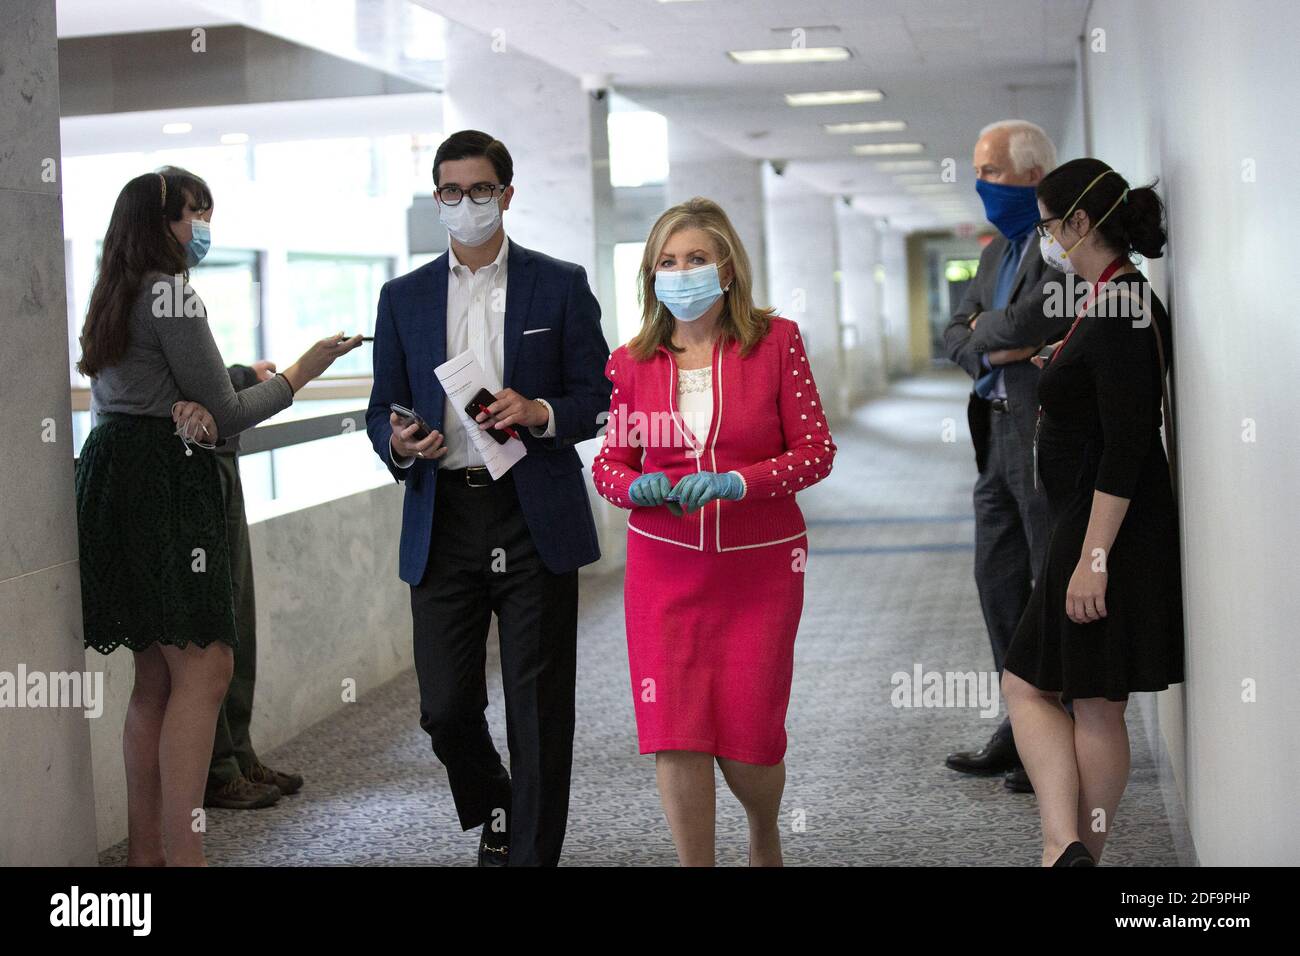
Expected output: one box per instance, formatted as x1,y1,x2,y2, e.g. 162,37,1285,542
75,167,360,866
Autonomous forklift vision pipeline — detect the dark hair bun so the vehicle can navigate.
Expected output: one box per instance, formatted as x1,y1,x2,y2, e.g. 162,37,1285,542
1037,159,1168,261
1120,184,1167,259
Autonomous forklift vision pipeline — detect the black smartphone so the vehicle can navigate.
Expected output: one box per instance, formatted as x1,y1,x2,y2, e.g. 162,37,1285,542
390,403,431,441
342,334,374,342
464,387,510,445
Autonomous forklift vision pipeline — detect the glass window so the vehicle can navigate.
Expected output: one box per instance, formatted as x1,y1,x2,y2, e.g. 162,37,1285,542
613,242,647,345
607,111,669,188
192,250,261,366
283,254,392,376
238,398,388,517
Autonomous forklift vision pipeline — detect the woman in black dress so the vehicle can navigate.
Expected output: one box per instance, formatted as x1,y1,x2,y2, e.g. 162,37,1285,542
1001,159,1183,867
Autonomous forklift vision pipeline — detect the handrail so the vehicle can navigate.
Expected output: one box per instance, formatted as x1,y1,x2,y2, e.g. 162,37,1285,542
237,407,370,454
70,375,374,412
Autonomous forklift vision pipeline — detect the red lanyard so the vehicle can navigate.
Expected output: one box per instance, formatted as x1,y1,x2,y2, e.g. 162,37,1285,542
1046,255,1130,367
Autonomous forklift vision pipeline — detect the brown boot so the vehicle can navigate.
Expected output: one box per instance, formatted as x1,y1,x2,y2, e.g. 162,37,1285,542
205,775,281,810
247,761,304,796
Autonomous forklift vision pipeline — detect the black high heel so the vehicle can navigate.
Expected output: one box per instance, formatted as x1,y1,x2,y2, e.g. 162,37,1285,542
1052,841,1096,866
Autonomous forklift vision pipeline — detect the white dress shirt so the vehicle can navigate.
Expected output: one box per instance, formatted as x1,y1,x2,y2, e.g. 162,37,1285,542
392,232,555,469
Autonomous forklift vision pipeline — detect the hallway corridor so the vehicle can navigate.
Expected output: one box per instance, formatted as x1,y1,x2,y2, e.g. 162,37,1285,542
101,370,1180,866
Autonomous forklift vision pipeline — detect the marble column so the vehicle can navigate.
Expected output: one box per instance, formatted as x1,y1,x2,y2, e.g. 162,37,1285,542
0,0,99,864
834,203,888,404
762,164,845,420
440,22,616,348
666,125,769,305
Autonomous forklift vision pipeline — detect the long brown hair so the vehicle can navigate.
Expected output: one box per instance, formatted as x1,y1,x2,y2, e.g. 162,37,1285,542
77,166,213,377
627,197,774,361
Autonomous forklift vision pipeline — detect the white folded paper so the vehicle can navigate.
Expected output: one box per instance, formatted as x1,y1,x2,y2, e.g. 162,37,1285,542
434,349,527,480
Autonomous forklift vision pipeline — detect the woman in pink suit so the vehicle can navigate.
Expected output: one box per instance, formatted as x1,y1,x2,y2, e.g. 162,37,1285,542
592,197,836,866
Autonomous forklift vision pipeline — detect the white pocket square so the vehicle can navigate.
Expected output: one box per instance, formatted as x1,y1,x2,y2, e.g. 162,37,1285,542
522,327,552,335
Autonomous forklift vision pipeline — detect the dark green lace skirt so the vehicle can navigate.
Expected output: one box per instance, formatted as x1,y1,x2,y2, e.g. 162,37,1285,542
75,413,238,654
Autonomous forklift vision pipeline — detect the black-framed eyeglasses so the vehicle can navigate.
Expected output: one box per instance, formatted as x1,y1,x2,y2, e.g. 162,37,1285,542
1034,217,1060,239
436,182,505,206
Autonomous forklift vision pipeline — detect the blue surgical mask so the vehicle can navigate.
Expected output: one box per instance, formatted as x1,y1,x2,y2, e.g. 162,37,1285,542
975,179,1039,240
185,219,211,267
655,263,725,322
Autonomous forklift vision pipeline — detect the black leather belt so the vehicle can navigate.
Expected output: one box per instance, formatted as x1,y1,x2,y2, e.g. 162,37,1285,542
989,398,1010,413
439,465,493,487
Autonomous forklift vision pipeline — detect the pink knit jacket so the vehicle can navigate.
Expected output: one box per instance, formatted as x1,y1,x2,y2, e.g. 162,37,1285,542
591,316,836,552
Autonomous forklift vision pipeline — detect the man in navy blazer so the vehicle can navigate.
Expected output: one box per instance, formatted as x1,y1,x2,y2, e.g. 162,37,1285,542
365,131,610,866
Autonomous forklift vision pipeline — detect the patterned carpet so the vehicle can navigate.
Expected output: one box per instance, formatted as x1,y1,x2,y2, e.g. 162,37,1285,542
101,370,1180,866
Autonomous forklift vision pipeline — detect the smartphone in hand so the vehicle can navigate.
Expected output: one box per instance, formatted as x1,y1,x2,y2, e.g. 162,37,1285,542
464,388,511,445
390,403,432,442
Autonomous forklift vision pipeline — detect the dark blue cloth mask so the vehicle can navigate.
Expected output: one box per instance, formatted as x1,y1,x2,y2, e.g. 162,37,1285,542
975,178,1039,240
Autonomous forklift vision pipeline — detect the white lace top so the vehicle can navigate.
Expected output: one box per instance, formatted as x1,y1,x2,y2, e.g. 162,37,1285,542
676,365,713,446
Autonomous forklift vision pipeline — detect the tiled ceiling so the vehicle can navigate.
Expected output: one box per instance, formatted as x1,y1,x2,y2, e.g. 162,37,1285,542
412,0,1089,229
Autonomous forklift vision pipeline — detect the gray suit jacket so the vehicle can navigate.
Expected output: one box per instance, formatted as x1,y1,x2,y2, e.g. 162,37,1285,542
943,234,1071,472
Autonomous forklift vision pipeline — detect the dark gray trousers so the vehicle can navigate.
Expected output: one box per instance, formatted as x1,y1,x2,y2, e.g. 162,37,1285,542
972,406,1051,741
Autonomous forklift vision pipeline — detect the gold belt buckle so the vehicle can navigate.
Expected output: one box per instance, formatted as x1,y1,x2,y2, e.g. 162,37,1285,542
465,466,491,487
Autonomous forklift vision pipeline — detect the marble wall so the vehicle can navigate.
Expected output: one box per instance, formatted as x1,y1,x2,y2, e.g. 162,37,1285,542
440,23,601,300
667,150,770,308
761,165,846,421
834,205,889,406
0,0,99,865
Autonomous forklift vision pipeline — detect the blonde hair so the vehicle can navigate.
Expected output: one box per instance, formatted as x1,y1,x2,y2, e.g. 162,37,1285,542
627,197,774,361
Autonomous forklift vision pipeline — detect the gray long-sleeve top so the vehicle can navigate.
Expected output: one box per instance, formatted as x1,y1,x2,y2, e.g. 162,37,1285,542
90,274,292,439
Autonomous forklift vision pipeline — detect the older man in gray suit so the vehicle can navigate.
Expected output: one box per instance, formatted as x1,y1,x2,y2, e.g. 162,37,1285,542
943,120,1072,793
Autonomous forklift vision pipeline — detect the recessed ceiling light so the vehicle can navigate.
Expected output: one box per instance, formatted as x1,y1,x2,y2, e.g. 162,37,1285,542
729,47,851,65
825,120,906,135
220,132,250,145
162,122,192,135
853,142,923,155
875,159,935,171
893,173,940,184
785,89,883,106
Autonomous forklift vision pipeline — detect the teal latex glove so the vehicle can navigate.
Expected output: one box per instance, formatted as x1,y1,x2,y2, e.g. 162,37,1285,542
629,471,672,507
668,471,744,514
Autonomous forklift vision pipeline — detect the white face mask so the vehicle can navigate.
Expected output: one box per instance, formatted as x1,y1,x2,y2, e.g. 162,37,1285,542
1037,168,1129,276
1039,231,1075,274
439,196,502,247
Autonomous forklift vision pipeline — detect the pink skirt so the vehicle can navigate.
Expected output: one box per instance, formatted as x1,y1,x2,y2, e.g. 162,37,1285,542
623,531,808,765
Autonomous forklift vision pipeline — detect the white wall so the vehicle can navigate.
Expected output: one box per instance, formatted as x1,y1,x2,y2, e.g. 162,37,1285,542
1082,0,1300,865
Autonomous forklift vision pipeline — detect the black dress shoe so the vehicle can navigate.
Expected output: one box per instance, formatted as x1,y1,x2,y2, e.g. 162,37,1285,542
945,732,1022,775
1052,841,1096,866
1003,767,1034,793
478,824,510,867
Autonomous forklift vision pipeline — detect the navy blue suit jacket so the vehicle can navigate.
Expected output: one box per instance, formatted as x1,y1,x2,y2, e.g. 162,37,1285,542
365,239,611,585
